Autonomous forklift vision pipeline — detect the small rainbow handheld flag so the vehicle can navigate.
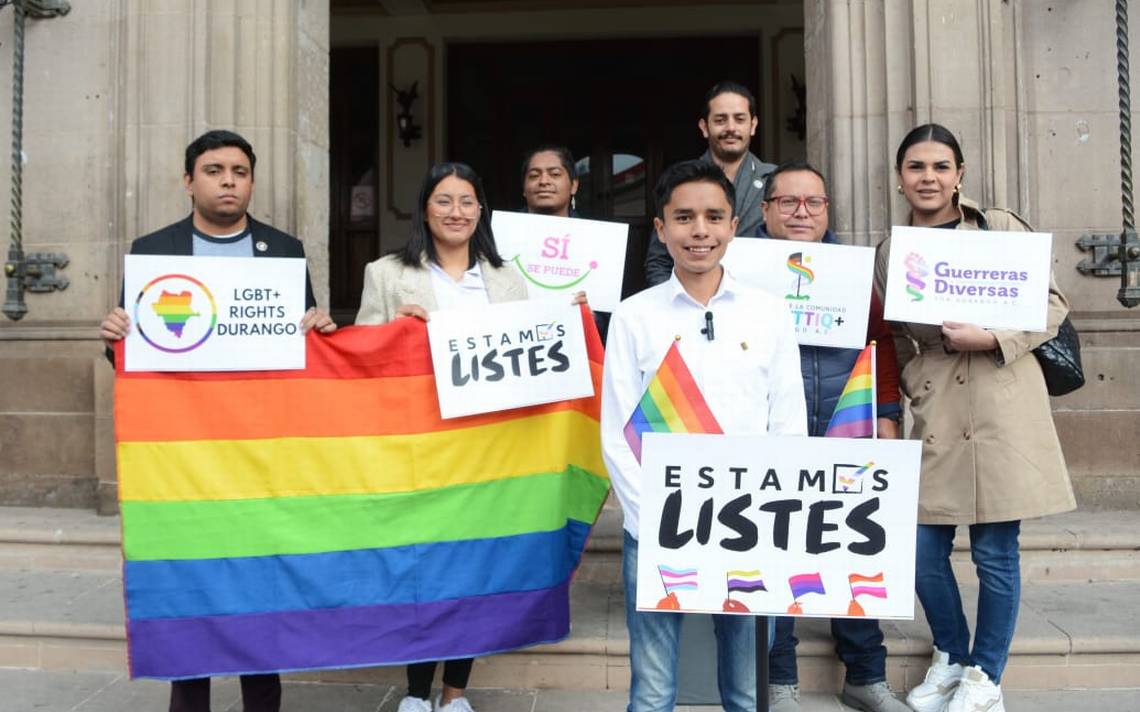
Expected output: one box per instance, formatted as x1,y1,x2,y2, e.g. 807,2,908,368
824,342,877,439
623,341,722,463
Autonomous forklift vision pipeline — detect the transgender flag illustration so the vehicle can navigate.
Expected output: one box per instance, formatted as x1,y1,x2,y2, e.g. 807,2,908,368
787,572,827,614
656,565,699,611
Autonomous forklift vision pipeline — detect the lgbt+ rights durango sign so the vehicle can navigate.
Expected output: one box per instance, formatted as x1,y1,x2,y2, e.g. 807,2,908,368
123,254,307,371
636,433,921,620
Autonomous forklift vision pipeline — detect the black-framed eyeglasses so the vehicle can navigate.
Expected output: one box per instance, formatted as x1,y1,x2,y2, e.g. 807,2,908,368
765,195,829,216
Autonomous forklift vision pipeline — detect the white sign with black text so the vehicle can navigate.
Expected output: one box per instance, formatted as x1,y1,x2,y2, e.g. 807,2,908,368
636,433,921,619
721,239,874,349
426,300,594,419
491,211,629,313
123,255,307,372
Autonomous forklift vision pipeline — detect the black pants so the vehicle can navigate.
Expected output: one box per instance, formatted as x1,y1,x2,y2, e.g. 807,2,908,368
406,658,474,700
768,615,887,685
169,674,281,712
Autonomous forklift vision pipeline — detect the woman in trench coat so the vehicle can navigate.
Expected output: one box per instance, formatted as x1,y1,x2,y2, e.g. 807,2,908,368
873,124,1075,712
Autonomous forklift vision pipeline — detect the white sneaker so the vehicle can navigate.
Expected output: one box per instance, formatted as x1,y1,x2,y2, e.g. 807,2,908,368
397,696,432,712
905,647,964,712
434,695,476,712
946,666,1004,712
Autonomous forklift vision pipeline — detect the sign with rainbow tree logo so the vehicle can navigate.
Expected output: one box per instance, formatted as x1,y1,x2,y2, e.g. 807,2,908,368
635,433,921,619
124,255,307,372
721,239,874,349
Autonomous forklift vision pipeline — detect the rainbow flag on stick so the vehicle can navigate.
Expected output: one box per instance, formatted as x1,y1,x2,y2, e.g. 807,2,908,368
623,341,722,462
114,306,609,680
824,342,877,439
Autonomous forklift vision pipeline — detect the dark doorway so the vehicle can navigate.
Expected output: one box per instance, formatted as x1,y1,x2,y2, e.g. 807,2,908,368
447,37,761,297
329,47,380,323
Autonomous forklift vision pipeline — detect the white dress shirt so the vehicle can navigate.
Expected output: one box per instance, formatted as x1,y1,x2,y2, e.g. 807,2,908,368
429,260,491,310
601,268,807,537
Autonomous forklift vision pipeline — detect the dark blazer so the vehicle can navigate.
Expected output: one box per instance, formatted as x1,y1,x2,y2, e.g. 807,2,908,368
128,214,317,308
107,214,317,363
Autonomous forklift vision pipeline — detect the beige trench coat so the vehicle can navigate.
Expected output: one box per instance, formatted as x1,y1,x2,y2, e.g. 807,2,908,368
874,198,1076,525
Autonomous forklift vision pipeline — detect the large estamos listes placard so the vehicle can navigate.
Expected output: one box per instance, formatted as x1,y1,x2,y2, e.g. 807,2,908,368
426,300,595,419
491,211,629,313
883,226,1053,331
636,433,921,619
722,239,874,349
124,255,307,372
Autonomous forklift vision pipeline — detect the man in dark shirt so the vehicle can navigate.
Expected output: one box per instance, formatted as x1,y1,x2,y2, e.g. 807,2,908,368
99,130,334,712
644,80,777,285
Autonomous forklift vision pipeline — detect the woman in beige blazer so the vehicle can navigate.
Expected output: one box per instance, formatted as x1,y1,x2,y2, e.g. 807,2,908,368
874,125,1074,712
356,162,525,712
356,164,526,327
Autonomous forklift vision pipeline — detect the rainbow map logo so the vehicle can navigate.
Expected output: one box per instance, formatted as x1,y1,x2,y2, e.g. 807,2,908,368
133,274,218,353
904,252,928,301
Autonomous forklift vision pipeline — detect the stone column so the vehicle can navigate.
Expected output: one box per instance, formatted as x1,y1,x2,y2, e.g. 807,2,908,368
805,0,1020,246
97,0,330,512
0,1,329,512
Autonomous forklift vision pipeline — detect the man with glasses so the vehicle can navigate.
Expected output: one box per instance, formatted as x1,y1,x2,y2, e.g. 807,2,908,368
645,80,776,286
757,161,907,712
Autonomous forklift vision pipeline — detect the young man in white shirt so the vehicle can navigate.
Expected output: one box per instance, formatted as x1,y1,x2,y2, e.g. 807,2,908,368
601,159,807,712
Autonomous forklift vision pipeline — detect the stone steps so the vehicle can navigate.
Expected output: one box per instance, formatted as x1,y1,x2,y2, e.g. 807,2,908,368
6,669,1139,712
2,505,1140,695
7,505,1138,585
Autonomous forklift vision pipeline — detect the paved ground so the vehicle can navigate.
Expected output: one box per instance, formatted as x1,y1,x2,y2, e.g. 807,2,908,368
3,670,1140,712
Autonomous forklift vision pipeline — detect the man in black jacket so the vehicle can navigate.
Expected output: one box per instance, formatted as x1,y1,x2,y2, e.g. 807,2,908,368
644,80,777,286
99,130,334,712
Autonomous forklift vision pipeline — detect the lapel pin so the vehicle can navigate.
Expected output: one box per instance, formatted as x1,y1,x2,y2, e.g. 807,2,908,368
255,240,268,253
753,179,764,190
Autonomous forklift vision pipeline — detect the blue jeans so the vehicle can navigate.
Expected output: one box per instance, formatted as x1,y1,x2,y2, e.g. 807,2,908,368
915,521,1021,683
768,615,887,685
622,531,768,712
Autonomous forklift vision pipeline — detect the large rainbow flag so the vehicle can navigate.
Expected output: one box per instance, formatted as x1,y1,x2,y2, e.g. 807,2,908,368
622,341,722,462
824,342,877,438
114,306,609,680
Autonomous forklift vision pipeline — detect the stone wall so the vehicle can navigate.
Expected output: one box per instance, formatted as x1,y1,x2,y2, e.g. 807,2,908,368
0,1,330,512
